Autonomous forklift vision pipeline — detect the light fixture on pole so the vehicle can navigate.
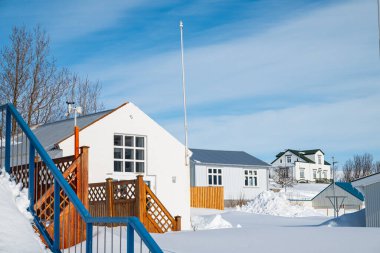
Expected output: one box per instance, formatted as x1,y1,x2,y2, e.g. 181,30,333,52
66,102,82,158
179,20,189,166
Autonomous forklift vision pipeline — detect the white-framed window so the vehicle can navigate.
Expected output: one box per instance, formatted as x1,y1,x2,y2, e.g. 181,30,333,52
286,155,291,164
323,170,327,179
300,168,305,179
114,134,146,173
313,169,317,179
208,168,222,186
244,169,258,187
280,159,282,163
318,155,322,165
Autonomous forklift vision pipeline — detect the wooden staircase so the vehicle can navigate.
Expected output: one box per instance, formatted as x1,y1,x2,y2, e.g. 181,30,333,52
11,147,89,249
89,175,181,233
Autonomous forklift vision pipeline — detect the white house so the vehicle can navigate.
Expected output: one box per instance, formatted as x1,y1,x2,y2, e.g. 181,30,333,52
271,149,331,183
32,102,191,229
190,148,270,204
352,172,380,227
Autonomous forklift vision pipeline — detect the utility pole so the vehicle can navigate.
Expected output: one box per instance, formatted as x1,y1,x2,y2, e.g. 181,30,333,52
377,0,380,57
332,156,339,217
179,20,189,166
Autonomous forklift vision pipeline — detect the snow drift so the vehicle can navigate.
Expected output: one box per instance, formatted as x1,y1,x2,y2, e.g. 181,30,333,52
0,170,47,252
191,214,233,230
237,191,324,217
321,209,366,227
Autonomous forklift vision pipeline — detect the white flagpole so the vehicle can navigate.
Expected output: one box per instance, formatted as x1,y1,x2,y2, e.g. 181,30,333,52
377,0,380,58
180,20,189,166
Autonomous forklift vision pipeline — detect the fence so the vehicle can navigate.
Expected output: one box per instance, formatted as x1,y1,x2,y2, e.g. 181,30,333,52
190,186,224,210
89,176,181,233
0,103,163,253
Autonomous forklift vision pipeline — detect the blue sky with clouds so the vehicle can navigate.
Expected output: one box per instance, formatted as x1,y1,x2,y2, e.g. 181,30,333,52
1,0,379,166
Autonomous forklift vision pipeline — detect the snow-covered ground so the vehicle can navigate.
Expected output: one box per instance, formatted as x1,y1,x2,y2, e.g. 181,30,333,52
152,191,379,253
0,170,47,253
271,181,329,200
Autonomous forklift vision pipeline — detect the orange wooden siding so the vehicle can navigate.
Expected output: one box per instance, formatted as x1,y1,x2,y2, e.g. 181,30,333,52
190,186,224,210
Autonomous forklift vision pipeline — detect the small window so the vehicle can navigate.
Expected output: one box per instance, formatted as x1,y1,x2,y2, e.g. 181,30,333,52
313,169,317,179
244,169,258,187
286,155,291,164
318,155,322,165
323,170,327,179
208,168,222,186
300,168,305,179
114,135,123,146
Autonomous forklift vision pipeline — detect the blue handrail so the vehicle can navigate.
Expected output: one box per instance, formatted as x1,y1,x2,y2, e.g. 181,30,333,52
2,103,163,253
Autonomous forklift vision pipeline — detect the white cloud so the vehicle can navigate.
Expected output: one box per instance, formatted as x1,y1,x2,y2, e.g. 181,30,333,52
161,94,380,163
74,0,380,114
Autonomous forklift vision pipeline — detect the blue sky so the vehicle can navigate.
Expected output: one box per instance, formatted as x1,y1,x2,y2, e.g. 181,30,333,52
1,0,379,166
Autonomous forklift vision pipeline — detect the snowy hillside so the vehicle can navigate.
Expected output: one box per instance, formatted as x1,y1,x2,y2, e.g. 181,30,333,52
0,171,47,252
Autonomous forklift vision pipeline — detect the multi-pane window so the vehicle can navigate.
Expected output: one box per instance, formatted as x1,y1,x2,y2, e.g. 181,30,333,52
114,134,146,173
313,169,317,179
208,168,222,186
244,169,258,187
300,168,305,179
323,170,327,179
318,155,322,165
286,155,291,163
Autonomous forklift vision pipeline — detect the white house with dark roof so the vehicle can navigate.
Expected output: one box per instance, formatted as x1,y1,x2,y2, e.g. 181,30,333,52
190,148,270,202
271,149,331,183
31,102,191,229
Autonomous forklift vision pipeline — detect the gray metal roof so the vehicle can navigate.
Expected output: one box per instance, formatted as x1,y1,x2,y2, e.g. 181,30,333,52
32,110,112,154
190,148,270,166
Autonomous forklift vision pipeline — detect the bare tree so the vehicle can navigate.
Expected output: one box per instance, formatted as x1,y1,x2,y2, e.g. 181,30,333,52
374,161,380,173
343,153,376,182
342,159,354,182
273,166,294,189
0,26,103,125
67,74,104,115
0,26,32,109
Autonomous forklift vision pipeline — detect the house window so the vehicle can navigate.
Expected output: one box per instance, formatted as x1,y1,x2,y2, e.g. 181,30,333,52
286,155,291,164
313,169,317,179
244,169,258,187
300,168,305,179
208,168,222,186
114,134,146,173
280,159,282,163
323,170,327,179
318,155,322,165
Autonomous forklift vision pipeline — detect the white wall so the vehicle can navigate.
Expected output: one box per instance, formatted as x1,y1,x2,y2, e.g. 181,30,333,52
59,103,191,229
192,163,269,200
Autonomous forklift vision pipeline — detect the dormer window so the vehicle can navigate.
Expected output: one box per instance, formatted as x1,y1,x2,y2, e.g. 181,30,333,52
318,155,322,165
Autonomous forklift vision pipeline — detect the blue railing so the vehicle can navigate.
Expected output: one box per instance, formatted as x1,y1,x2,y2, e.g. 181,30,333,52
0,103,163,253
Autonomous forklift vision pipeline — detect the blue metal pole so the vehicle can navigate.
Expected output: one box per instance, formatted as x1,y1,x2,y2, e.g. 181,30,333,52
53,179,61,251
28,144,35,211
5,107,11,173
86,223,93,253
127,223,134,253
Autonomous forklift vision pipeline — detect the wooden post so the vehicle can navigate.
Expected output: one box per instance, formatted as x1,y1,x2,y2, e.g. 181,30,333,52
105,178,114,217
174,216,181,231
79,146,89,209
74,126,80,159
135,175,146,225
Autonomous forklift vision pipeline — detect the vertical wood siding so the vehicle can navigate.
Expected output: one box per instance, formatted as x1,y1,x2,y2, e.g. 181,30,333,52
190,186,224,210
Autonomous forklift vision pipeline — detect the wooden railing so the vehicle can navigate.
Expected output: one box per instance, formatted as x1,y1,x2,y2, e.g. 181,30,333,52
10,147,89,249
89,175,181,233
191,186,224,210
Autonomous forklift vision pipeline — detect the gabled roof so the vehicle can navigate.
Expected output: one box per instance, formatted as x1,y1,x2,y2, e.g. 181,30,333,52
311,182,364,201
31,105,122,153
352,171,380,187
190,148,270,167
272,149,328,165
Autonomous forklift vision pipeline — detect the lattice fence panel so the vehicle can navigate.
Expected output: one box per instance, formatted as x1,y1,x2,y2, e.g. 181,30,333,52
88,184,106,202
113,181,136,201
146,191,175,233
